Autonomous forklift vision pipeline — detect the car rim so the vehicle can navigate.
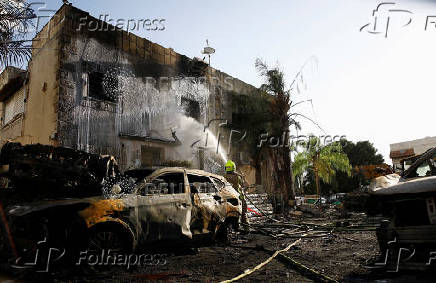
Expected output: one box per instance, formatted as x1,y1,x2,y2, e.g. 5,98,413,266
88,231,124,253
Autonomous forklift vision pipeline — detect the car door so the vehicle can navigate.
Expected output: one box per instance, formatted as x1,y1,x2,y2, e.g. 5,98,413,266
187,173,226,235
135,170,193,244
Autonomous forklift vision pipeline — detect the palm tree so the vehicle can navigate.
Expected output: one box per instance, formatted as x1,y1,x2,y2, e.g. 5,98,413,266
0,1,35,67
255,59,298,204
254,58,318,207
293,137,351,198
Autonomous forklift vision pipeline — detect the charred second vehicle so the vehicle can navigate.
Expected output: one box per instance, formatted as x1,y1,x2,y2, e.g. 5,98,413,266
369,177,436,271
365,148,436,271
0,143,242,267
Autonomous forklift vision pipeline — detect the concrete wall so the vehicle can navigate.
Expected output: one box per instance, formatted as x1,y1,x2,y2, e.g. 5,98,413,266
390,136,436,168
0,4,262,181
16,6,65,146
53,5,258,173
0,8,62,146
390,136,436,156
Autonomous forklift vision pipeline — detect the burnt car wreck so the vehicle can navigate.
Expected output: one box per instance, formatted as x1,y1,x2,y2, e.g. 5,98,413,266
0,143,242,270
364,148,436,271
369,177,436,271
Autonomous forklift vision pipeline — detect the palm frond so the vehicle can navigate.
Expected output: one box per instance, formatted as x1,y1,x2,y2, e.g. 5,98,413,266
0,1,35,67
292,151,311,177
0,39,32,66
294,136,352,185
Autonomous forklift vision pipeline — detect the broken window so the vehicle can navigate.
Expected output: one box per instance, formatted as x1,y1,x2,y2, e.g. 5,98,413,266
416,162,431,177
211,177,225,190
88,72,117,102
188,174,216,193
140,173,185,195
156,173,185,194
181,97,200,120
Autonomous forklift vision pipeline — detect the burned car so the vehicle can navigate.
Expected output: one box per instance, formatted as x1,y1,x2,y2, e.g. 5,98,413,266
137,167,242,238
348,149,436,213
369,147,436,193
370,176,436,271
0,144,241,268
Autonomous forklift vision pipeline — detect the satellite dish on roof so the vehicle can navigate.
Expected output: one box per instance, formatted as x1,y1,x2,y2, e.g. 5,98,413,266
202,39,215,65
203,46,215,55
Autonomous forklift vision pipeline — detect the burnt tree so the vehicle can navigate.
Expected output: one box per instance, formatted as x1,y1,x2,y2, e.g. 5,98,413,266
255,59,296,206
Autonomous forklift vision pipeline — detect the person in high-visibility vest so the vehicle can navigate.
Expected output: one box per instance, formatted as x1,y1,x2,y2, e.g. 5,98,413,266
224,160,248,230
225,160,236,173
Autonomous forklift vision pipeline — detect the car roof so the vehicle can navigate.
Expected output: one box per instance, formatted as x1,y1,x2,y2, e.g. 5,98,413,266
373,176,436,196
146,167,227,182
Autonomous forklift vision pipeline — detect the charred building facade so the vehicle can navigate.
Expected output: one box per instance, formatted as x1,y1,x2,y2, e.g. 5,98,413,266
0,4,277,188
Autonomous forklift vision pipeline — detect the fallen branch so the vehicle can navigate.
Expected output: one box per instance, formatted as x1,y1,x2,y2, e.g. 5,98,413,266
241,223,278,238
219,238,302,283
334,227,376,232
250,223,302,229
342,236,359,243
280,228,311,236
277,253,339,283
278,233,330,239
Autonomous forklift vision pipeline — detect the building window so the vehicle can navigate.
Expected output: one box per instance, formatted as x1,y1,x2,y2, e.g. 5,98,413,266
3,87,25,125
88,72,117,102
181,97,200,120
141,146,163,167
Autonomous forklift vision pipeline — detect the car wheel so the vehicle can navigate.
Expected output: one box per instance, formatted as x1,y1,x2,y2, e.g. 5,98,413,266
81,226,133,272
88,230,128,254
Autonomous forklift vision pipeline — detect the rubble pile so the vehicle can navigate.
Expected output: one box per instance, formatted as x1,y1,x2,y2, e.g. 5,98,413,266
0,142,120,201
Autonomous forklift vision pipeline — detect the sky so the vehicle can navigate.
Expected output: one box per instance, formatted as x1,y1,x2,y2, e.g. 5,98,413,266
29,0,436,164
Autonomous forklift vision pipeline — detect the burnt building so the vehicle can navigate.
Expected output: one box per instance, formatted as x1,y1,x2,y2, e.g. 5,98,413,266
0,4,276,187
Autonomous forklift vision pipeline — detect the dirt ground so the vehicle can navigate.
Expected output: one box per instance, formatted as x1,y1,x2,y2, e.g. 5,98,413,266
0,212,374,282
2,211,434,282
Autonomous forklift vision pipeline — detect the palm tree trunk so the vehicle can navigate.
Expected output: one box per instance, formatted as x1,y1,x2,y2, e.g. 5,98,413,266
315,169,320,200
315,153,321,203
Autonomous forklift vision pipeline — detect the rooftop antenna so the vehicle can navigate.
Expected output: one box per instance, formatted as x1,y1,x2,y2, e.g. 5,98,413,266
202,39,215,66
